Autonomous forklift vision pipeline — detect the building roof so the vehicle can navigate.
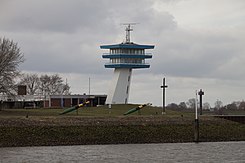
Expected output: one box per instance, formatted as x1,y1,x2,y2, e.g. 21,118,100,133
100,43,154,49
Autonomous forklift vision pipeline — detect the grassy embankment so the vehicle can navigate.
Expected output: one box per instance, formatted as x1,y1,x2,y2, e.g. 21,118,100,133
0,105,244,147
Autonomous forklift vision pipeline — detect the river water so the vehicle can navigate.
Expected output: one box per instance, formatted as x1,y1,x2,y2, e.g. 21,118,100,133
0,141,244,163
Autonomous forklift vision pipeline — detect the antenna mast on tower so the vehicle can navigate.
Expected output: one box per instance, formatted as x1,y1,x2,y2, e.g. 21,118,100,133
122,23,138,43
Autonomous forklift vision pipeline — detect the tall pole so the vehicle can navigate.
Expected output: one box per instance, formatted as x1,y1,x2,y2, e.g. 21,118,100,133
195,90,198,120
194,90,199,143
160,78,168,115
89,77,90,95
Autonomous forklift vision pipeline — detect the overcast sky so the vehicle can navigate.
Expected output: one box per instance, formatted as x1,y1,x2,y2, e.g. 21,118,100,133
1,0,245,106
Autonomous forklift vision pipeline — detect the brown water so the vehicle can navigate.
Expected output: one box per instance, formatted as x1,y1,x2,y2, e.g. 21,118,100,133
0,142,244,163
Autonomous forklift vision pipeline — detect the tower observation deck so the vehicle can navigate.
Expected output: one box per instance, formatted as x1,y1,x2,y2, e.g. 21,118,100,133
100,24,154,104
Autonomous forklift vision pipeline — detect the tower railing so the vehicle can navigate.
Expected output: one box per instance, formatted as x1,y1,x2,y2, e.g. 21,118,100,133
103,52,152,55
102,53,152,59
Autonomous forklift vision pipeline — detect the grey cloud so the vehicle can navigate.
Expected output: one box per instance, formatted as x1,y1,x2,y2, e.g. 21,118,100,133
0,0,114,33
18,33,106,74
150,29,245,80
1,0,245,82
0,0,177,75
1,0,245,106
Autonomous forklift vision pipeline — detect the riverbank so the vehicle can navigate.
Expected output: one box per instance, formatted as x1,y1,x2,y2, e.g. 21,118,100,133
0,115,244,147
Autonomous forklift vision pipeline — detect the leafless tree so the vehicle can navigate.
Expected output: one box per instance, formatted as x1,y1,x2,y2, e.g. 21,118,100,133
179,102,187,109
186,98,196,109
19,73,70,96
39,74,50,96
226,103,237,110
239,101,245,110
0,38,24,95
203,102,211,110
19,73,40,95
231,101,240,109
60,83,70,95
214,100,223,110
39,74,70,95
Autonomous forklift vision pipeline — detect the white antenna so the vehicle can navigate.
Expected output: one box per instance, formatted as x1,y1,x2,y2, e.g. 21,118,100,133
121,23,138,43
88,77,90,95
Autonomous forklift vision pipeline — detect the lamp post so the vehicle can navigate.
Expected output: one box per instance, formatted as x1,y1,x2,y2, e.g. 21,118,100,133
160,78,168,115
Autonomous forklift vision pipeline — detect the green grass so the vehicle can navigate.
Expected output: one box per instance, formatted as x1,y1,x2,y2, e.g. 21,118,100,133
1,119,244,147
0,104,244,147
222,109,245,115
0,104,195,118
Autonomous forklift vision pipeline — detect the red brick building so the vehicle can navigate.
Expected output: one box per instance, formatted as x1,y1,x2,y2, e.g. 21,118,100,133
0,94,107,109
44,94,107,108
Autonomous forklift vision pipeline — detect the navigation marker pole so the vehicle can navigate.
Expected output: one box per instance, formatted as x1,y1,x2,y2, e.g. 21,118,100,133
198,89,204,115
160,78,168,115
194,90,199,143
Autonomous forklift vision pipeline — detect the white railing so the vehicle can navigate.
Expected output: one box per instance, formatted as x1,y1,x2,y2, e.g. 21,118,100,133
0,94,46,101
